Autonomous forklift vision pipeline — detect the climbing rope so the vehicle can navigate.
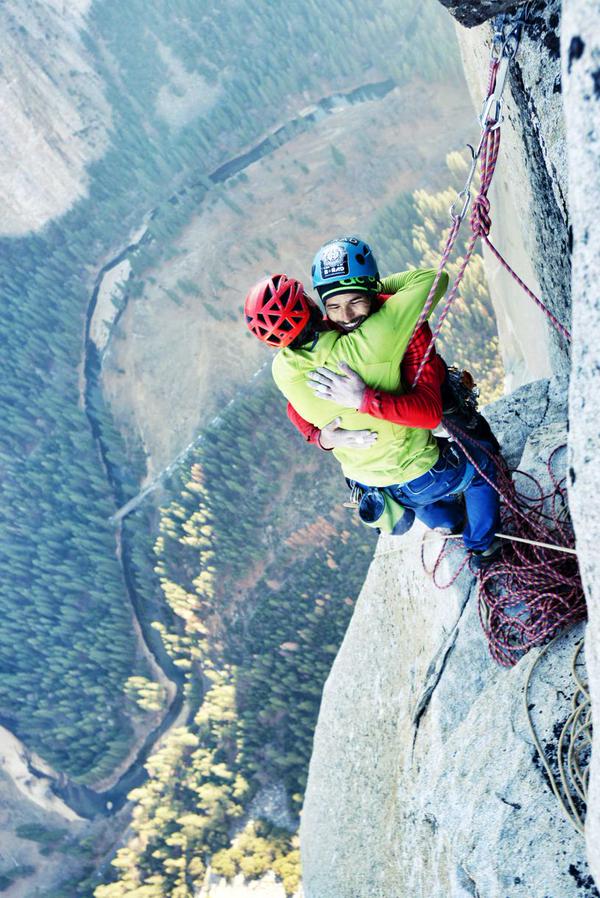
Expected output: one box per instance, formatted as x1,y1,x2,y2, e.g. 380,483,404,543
411,7,570,389
399,6,585,665
525,637,592,833
407,404,587,663
374,530,577,561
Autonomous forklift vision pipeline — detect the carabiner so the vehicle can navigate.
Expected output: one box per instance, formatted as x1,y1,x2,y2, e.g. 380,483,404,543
480,54,511,127
450,188,471,223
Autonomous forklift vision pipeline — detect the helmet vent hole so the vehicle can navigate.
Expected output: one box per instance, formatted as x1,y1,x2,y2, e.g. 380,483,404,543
356,253,365,265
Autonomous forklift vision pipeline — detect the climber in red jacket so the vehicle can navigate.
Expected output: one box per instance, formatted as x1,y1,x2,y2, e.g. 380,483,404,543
287,238,499,457
287,289,446,450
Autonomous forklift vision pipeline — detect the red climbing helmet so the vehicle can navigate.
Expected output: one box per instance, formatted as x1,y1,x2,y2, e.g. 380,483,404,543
244,274,317,348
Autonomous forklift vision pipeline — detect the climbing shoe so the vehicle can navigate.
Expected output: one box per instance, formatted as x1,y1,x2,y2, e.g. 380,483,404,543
470,537,503,571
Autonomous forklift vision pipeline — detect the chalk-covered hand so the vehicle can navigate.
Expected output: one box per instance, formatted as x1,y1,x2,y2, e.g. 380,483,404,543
308,361,366,409
318,417,377,450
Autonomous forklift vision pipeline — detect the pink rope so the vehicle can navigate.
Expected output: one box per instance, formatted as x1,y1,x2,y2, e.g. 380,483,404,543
410,55,571,388
410,59,499,344
476,451,585,667
483,236,572,342
486,55,500,95
412,126,500,386
421,537,469,590
412,217,462,340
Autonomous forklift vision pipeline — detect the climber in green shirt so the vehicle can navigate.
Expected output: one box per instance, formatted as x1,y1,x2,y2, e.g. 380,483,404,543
271,266,443,488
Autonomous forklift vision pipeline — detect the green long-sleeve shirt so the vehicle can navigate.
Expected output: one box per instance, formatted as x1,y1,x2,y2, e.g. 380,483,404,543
272,268,449,487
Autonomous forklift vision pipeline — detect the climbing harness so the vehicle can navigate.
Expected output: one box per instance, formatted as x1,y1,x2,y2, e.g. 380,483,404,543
525,637,592,834
442,367,480,426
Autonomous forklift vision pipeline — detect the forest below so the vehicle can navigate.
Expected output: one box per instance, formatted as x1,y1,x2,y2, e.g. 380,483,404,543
0,1,501,896
0,0,455,787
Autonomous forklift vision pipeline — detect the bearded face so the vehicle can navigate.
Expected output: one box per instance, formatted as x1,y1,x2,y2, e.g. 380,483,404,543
324,292,373,332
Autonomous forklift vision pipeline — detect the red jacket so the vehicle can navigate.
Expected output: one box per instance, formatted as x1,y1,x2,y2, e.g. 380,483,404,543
286,294,445,445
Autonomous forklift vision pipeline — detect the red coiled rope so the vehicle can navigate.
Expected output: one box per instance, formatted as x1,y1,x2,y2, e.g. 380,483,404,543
411,51,571,390
421,429,586,667
476,444,584,666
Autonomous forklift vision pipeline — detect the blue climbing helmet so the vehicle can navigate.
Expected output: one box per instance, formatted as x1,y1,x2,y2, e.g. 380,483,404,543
311,236,380,302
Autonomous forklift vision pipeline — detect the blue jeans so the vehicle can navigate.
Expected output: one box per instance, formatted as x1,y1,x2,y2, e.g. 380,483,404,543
385,440,500,552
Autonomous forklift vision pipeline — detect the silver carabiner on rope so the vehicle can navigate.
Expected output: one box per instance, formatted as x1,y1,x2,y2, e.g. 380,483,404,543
450,187,471,223
480,53,511,128
481,5,527,129
450,4,529,224
449,140,482,223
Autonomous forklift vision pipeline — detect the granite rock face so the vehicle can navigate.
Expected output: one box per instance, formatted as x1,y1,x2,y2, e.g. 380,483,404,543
301,0,600,894
440,0,600,882
448,0,600,888
561,0,600,886
301,380,596,898
455,0,570,388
